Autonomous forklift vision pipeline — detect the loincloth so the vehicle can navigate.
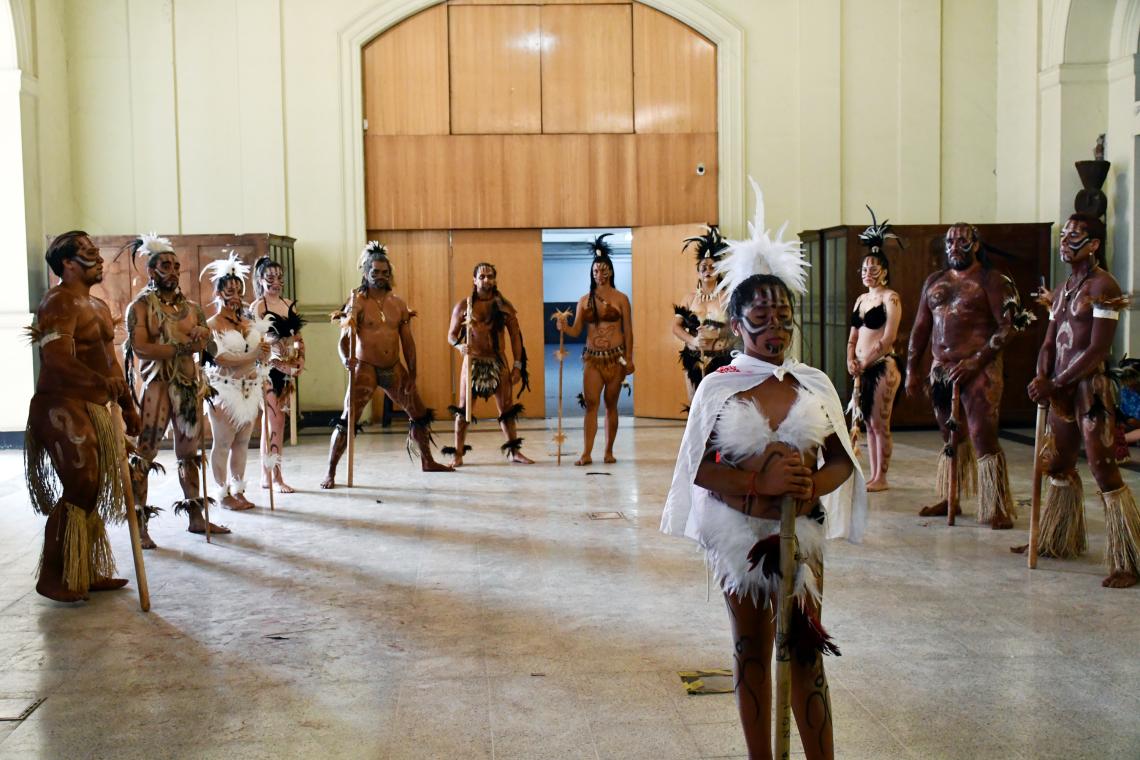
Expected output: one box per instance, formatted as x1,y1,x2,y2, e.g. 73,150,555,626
857,354,904,428
583,346,626,383
469,356,504,400
206,368,266,428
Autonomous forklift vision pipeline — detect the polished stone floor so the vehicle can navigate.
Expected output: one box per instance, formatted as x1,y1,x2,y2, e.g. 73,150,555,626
0,420,1138,759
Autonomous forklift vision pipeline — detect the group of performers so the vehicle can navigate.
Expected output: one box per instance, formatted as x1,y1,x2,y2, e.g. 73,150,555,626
20,185,1140,758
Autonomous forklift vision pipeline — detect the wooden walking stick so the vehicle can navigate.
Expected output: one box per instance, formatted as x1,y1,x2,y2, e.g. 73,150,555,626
261,399,275,511
773,494,799,759
200,445,211,543
848,375,862,456
550,308,573,466
1027,402,1048,569
110,403,150,612
947,382,961,527
463,295,474,425
346,292,358,488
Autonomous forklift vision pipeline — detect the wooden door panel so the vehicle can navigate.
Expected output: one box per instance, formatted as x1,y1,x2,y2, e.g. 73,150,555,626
449,4,542,134
362,4,450,135
540,4,633,133
632,222,708,419
449,230,544,420
633,3,716,134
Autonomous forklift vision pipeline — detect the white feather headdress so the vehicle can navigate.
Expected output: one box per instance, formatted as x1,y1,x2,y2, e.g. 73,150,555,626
359,240,388,271
201,250,250,294
137,232,174,255
714,178,808,297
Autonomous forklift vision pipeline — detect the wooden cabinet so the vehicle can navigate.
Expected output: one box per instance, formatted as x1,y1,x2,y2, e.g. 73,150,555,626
797,223,1052,427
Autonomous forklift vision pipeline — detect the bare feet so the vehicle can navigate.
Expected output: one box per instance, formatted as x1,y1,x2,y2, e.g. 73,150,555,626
918,499,960,518
188,515,231,535
575,456,592,467
1102,570,1138,588
222,494,254,511
274,478,295,494
320,474,335,489
422,460,455,472
451,455,464,468
508,451,535,464
603,454,617,464
866,478,890,492
139,522,157,550
35,579,86,603
1010,544,1029,554
89,577,129,592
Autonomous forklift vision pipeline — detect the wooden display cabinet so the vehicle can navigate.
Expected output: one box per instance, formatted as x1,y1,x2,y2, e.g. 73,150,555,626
797,223,1052,428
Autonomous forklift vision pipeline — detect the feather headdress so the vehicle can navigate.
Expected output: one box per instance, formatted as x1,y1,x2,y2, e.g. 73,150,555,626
201,250,250,293
682,224,729,264
714,178,808,297
136,232,174,256
359,240,388,271
588,233,614,261
858,206,903,254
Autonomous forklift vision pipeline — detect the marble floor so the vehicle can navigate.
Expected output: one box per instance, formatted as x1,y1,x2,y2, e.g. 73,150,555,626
0,420,1138,759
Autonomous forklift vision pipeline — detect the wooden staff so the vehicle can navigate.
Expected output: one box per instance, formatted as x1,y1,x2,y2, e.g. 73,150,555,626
550,308,573,465
1027,403,1048,569
464,296,474,424
849,375,862,454
261,399,275,511
346,293,357,488
773,495,799,759
110,403,150,612
200,447,211,543
947,382,961,527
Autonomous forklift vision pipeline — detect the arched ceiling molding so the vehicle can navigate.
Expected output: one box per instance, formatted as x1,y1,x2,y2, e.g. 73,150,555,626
0,0,18,71
1110,0,1140,59
1041,0,1075,71
1062,0,1115,65
337,0,745,289
3,0,34,75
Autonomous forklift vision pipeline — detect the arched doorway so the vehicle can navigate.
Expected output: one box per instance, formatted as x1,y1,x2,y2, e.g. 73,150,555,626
353,1,732,421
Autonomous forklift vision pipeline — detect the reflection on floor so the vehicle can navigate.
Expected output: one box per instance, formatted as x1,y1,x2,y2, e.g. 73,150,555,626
0,424,1138,759
544,344,635,418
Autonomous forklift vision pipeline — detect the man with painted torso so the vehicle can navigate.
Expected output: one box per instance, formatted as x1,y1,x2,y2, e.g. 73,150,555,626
126,234,229,546
25,231,140,601
906,223,1026,529
445,262,534,465
321,243,452,489
1022,214,1139,588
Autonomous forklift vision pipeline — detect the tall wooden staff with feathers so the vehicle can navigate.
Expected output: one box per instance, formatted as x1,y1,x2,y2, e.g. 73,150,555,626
550,308,573,465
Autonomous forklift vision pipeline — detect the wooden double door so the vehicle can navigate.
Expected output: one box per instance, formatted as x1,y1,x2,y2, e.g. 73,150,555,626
377,224,708,422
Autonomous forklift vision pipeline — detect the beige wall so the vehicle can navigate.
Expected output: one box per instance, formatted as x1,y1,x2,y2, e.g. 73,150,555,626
24,0,1047,413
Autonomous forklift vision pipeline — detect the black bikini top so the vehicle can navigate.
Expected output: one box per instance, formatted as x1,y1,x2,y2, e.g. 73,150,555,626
266,302,305,339
851,303,886,330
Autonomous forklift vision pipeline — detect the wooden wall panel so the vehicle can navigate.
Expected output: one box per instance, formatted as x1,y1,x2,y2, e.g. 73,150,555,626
633,4,716,134
448,1,630,5
635,133,718,226
365,133,712,229
449,230,545,420
370,231,454,414
362,5,449,135
631,223,707,419
449,5,542,134
540,4,633,133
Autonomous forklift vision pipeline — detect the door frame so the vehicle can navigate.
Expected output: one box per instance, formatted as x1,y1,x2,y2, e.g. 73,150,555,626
337,0,745,297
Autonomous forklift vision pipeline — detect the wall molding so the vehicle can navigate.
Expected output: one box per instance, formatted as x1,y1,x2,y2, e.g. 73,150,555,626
337,0,746,293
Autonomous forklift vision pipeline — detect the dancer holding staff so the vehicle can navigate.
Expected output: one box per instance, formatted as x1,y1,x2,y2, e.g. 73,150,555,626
662,180,866,759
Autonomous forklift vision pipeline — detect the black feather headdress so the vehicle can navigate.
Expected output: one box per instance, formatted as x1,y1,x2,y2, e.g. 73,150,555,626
682,224,729,264
858,206,904,254
589,233,614,261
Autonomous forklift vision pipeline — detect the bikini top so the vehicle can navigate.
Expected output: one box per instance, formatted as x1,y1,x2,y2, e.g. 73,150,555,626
850,302,887,330
212,327,263,359
584,296,622,323
265,302,305,339
711,387,832,465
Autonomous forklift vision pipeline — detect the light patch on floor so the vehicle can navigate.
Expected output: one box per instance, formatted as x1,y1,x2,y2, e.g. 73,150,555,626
0,422,1138,758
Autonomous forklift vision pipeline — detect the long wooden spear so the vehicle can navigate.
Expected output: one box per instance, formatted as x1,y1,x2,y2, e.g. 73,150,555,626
111,403,150,612
464,295,474,425
947,382,961,527
773,494,799,759
550,308,573,465
346,291,358,488
261,398,275,511
1027,403,1048,568
200,444,211,543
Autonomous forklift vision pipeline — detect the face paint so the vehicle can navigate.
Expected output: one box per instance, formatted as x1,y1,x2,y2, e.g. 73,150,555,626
474,266,496,295
945,227,977,272
367,261,392,290
734,285,793,362
1060,221,1095,265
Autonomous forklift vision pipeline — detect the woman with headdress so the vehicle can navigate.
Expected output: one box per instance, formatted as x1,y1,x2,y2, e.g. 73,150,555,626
554,234,634,465
202,253,271,510
250,257,305,492
662,179,866,760
672,224,737,399
846,208,905,492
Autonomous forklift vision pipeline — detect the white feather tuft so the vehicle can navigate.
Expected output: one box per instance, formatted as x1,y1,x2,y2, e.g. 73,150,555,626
715,177,808,298
359,241,388,270
263,453,282,469
137,231,174,255
711,398,774,465
201,250,251,293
